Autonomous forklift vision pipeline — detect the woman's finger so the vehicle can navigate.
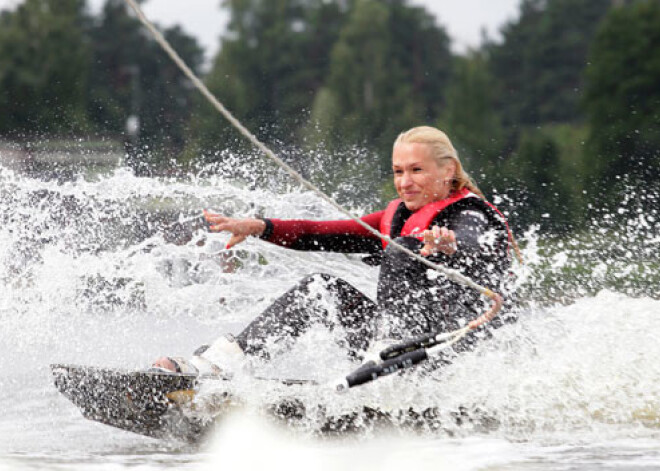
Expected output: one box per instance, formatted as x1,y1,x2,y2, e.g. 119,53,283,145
441,229,457,254
209,221,233,232
226,233,247,249
432,225,440,241
204,213,227,224
420,229,434,256
421,226,457,256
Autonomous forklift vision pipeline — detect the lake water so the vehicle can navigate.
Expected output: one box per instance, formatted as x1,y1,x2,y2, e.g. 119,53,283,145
1,161,659,470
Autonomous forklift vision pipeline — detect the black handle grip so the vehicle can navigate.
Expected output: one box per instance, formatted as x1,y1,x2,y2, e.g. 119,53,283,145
379,333,438,360
346,349,428,388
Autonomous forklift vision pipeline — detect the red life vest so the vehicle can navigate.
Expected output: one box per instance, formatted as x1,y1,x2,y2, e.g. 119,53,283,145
379,187,477,249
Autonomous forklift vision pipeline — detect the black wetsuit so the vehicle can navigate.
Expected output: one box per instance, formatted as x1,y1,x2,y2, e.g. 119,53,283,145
234,197,513,360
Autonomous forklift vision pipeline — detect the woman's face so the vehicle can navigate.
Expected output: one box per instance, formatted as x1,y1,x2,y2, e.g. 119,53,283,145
392,142,456,211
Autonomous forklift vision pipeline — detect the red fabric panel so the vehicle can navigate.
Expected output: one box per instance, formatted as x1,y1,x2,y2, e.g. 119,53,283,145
266,210,385,247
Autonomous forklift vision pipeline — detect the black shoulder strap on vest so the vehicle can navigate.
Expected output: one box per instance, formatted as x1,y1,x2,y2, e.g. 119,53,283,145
439,197,507,232
390,202,412,239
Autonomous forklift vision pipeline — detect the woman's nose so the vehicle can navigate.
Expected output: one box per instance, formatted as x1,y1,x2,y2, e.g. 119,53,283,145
400,172,413,187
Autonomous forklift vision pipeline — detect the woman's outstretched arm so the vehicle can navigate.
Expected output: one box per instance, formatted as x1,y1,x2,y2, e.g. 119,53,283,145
204,210,384,254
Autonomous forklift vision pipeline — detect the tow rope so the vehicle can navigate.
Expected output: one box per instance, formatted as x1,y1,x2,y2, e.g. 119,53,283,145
123,0,504,389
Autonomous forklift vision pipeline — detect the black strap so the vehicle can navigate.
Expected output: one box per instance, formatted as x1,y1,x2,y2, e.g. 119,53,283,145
344,348,428,388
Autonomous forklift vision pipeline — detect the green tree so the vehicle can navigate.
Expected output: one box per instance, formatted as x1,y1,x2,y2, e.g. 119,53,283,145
503,129,562,229
87,0,144,135
502,125,591,231
189,0,347,157
488,0,611,132
0,0,91,135
583,0,660,184
477,0,614,231
439,52,505,180
311,0,452,170
87,0,203,166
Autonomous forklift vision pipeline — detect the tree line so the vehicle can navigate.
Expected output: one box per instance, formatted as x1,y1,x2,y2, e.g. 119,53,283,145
0,0,204,170
0,0,659,232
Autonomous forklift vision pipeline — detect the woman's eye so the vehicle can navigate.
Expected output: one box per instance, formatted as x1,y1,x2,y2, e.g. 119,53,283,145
413,167,423,172
393,169,403,175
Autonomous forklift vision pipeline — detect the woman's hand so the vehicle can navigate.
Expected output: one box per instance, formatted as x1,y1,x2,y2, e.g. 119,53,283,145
203,210,266,249
420,225,457,256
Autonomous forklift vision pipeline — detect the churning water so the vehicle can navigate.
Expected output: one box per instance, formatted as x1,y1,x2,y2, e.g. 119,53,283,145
1,159,659,470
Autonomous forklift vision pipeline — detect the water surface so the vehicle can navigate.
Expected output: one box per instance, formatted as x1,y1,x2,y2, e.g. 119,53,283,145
1,162,659,470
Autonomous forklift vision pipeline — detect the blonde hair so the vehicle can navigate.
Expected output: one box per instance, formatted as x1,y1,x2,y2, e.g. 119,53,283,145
394,126,485,199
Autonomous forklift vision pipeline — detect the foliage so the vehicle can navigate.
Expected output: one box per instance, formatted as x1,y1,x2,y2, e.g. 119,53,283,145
309,0,452,172
87,0,203,169
500,124,589,231
438,52,505,180
187,0,347,158
487,0,611,132
583,0,660,185
0,0,91,135
479,0,617,230
0,0,202,168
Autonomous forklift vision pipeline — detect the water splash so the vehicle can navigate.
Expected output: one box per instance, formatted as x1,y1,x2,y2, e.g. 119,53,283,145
1,159,660,467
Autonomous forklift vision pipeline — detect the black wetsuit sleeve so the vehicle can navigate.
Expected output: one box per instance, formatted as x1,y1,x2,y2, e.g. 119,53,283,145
422,206,509,289
446,209,490,252
421,207,498,268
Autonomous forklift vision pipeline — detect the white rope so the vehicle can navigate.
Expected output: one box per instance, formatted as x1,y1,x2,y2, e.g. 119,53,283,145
122,0,495,298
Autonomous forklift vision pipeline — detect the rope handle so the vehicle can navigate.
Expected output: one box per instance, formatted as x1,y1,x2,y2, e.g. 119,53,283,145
335,291,501,392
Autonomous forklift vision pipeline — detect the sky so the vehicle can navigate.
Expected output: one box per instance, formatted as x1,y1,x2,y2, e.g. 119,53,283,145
0,0,521,60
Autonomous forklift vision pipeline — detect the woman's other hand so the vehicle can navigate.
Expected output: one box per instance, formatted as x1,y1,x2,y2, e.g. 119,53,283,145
420,225,457,256
203,210,266,249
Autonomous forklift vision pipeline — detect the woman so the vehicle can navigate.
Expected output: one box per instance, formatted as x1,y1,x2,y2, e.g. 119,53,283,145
153,126,514,376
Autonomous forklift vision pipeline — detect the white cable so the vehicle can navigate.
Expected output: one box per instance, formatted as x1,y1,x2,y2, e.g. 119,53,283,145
122,0,493,297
